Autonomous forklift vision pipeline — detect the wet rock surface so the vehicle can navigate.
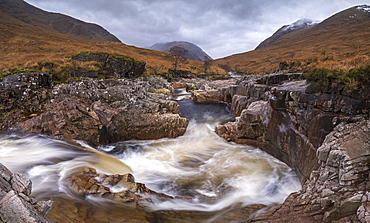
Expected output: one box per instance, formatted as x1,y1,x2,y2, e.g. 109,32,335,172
251,120,370,222
213,73,370,222
216,73,370,182
46,167,267,223
2,72,370,222
0,73,188,146
68,167,173,208
0,163,52,223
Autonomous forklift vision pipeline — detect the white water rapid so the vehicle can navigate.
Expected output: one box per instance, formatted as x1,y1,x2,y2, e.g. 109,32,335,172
0,98,301,221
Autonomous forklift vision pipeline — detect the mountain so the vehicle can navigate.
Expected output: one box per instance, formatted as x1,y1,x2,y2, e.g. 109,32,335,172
215,5,370,74
0,0,120,42
255,19,318,50
0,0,225,79
149,41,213,62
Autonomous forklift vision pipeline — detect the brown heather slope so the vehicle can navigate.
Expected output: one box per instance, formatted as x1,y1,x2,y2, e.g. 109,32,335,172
0,0,224,77
215,5,370,74
0,0,120,42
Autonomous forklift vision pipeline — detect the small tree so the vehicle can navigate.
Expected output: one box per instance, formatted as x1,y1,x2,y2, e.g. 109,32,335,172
169,46,188,72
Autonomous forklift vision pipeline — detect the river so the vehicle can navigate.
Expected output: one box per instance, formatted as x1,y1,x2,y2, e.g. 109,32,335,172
0,96,301,222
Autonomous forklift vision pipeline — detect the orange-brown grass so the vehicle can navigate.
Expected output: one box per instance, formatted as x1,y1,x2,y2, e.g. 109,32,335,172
0,19,225,78
214,6,370,74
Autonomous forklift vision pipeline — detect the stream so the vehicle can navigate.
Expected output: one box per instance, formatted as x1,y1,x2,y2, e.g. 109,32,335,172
0,91,301,222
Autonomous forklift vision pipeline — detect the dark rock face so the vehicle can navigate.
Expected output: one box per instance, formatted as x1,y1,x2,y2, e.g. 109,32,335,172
0,72,53,130
253,120,370,222
216,73,370,182
214,73,370,222
0,73,188,146
0,163,52,223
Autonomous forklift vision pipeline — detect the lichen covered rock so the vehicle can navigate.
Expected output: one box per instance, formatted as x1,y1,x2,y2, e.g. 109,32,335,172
0,73,188,146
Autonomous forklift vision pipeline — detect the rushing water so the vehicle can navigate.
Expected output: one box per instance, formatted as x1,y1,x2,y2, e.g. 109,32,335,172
0,95,301,221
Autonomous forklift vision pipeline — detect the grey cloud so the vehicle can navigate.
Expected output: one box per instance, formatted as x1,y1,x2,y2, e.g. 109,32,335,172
26,0,368,58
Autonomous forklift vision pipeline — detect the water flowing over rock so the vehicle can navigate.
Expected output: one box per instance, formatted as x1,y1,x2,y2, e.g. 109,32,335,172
0,72,188,146
252,120,370,222
213,73,370,222
68,167,174,208
216,73,370,182
0,163,52,223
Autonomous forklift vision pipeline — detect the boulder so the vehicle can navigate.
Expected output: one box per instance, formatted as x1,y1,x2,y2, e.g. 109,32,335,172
72,52,146,79
0,163,52,223
68,167,173,208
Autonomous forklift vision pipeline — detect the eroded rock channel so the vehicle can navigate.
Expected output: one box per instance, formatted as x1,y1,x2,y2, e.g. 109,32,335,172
0,72,369,222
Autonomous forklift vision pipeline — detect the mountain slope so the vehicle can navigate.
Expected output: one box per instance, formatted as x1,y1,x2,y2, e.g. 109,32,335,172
0,0,120,42
150,41,213,62
255,19,318,50
0,1,225,78
215,5,370,74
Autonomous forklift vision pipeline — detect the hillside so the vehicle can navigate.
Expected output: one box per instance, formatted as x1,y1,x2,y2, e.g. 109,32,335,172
255,19,318,50
0,0,225,79
150,41,213,62
215,5,370,74
0,0,120,42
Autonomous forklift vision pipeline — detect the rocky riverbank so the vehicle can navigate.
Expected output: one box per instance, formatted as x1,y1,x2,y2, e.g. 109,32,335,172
210,73,370,222
1,71,369,222
0,72,188,146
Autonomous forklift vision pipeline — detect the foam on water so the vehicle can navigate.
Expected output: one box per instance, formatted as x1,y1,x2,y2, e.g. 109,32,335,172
0,100,301,214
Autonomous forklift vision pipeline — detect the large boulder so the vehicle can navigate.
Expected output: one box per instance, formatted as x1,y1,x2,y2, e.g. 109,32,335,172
0,163,52,223
72,52,146,79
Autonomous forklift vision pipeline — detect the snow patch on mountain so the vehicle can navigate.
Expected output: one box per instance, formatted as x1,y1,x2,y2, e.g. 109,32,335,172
282,19,319,31
356,5,370,12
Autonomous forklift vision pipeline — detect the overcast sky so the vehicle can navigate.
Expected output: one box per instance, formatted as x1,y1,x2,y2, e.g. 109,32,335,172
26,0,369,59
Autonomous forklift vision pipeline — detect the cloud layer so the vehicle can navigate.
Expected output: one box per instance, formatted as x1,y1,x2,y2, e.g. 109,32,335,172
26,0,368,58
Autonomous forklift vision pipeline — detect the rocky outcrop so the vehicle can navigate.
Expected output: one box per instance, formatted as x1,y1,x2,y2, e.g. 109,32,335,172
251,120,370,222
72,52,146,79
185,78,239,102
68,167,174,208
0,72,53,130
0,163,52,223
214,73,370,222
216,73,370,182
0,73,188,146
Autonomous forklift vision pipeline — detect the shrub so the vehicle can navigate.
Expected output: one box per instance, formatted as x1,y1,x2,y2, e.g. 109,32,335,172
304,65,370,90
304,68,344,87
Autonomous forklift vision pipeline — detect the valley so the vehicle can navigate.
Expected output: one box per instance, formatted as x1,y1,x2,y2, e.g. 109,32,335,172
0,1,369,222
